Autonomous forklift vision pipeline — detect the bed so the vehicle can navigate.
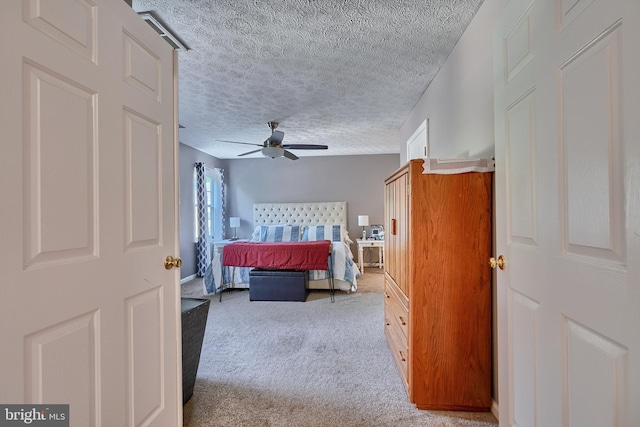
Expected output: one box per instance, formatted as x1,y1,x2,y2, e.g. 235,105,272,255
203,201,360,296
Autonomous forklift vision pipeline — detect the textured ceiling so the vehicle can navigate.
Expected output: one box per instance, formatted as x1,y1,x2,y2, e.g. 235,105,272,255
132,0,483,159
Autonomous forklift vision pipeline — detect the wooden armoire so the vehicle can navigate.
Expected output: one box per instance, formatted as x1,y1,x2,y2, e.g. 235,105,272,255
383,158,493,411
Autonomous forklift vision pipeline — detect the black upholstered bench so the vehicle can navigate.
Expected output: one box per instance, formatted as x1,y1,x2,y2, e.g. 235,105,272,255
249,269,308,302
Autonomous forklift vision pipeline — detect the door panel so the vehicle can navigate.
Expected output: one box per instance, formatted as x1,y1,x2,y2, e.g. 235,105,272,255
505,89,537,246
0,1,181,426
125,287,165,426
23,0,97,63
558,23,625,262
124,109,162,250
23,61,98,267
25,311,99,427
494,0,639,425
565,318,627,427
123,32,162,102
397,173,409,294
508,289,538,427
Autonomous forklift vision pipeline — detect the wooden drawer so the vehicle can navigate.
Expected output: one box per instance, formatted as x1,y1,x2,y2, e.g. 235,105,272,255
384,274,409,391
384,273,408,309
384,316,408,391
384,276,408,340
385,292,408,341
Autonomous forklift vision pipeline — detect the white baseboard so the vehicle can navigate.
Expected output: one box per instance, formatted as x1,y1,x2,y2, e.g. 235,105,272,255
180,274,197,284
491,399,499,421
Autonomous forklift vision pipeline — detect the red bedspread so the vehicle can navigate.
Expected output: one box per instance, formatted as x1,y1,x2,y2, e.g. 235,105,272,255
222,240,331,270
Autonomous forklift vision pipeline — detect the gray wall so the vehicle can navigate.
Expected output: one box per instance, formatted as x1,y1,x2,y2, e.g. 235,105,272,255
178,145,399,279
179,143,227,279
225,154,400,253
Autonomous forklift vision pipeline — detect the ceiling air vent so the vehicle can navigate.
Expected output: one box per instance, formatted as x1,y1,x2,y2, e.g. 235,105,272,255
138,12,189,51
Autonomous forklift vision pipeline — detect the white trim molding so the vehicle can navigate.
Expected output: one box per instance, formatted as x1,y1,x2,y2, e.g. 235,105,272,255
180,274,197,285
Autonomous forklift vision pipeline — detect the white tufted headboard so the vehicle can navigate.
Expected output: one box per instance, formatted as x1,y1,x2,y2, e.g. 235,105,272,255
253,202,347,227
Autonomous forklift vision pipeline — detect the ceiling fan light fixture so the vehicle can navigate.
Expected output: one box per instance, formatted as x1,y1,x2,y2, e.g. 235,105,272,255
262,146,284,159
225,121,326,160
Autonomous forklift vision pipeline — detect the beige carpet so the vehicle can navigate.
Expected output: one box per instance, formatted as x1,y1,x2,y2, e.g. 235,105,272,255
180,269,497,427
349,267,384,293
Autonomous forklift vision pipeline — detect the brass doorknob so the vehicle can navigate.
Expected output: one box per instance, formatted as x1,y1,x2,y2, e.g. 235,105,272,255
164,256,182,270
489,255,506,270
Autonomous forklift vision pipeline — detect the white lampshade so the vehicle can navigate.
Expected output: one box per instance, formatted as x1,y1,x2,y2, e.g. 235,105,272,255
358,215,369,227
229,217,240,228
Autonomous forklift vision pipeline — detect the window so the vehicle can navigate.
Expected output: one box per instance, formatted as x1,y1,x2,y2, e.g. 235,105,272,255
194,166,224,242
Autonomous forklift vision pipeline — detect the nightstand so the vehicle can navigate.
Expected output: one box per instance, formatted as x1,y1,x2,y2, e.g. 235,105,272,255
212,239,249,301
356,239,384,273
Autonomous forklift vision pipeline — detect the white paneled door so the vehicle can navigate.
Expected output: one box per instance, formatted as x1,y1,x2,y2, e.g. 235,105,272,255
0,1,182,426
494,0,639,426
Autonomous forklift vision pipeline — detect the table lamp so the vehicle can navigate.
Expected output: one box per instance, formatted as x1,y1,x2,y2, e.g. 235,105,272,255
229,217,240,240
358,215,369,240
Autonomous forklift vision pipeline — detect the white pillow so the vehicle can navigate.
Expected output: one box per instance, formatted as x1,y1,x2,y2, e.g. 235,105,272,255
255,225,301,242
301,224,347,242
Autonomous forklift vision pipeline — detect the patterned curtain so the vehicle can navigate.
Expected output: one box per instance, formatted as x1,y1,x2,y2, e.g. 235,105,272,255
194,162,210,276
219,168,226,239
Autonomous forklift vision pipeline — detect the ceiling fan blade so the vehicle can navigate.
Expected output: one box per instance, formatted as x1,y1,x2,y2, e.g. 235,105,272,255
269,130,285,144
238,148,262,157
217,139,263,147
282,144,328,150
282,150,299,160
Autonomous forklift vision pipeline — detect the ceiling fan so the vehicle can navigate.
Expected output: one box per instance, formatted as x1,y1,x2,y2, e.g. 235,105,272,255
219,122,328,160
